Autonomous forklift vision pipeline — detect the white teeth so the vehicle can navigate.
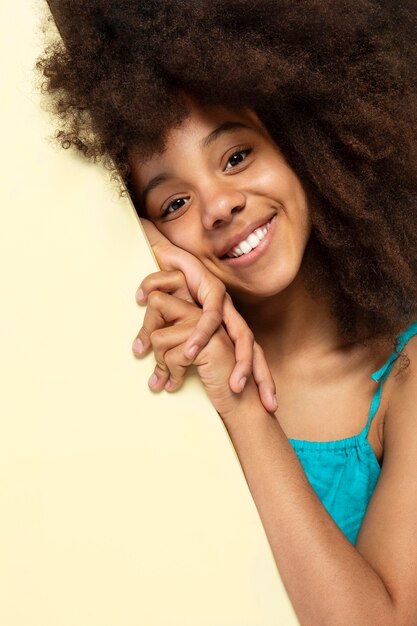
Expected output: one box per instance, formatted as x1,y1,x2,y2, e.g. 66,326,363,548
225,219,272,258
240,240,253,254
247,233,260,248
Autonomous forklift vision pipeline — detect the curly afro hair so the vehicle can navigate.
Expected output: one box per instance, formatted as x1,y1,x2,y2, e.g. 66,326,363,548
37,0,417,363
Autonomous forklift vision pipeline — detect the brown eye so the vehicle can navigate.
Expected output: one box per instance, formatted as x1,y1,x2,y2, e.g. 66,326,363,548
161,197,188,218
224,147,252,171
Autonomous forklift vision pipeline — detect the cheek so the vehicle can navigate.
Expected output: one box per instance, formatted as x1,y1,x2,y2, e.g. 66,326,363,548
253,163,281,192
159,222,205,258
274,163,301,197
251,156,302,206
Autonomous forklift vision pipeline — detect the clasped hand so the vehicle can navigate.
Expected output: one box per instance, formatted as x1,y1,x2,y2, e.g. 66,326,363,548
132,219,278,417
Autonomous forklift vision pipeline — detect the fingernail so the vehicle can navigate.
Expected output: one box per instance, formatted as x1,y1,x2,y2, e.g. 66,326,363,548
165,379,174,390
239,377,247,391
148,373,158,387
133,338,144,354
136,289,145,302
186,344,199,359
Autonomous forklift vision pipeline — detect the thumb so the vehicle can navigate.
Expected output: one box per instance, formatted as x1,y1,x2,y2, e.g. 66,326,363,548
140,217,211,294
140,217,205,272
139,217,173,270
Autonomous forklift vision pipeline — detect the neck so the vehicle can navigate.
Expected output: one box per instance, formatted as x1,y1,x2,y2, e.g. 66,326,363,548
230,272,348,363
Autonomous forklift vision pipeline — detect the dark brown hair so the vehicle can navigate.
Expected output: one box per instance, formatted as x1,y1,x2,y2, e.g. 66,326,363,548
37,0,417,363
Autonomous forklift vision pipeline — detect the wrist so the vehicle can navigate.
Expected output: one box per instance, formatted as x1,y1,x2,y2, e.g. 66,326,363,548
219,376,274,427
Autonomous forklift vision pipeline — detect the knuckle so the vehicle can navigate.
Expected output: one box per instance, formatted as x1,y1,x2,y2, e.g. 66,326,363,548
211,276,226,292
173,269,186,283
149,329,164,348
148,290,164,308
155,358,168,372
244,329,255,343
166,372,179,385
208,309,223,327
218,283,226,296
200,280,225,302
166,377,182,391
139,276,151,292
237,328,254,345
140,325,152,340
164,352,178,370
140,271,159,290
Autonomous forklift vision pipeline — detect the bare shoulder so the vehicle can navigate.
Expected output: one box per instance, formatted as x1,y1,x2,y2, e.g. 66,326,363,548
355,334,417,619
385,332,417,435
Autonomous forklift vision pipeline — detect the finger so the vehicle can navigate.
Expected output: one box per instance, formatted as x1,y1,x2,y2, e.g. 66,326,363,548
140,218,201,279
222,294,254,392
132,292,166,356
182,278,225,359
139,218,172,269
140,218,227,361
149,321,198,392
183,306,223,360
136,270,195,305
163,343,190,392
252,342,278,413
148,358,171,392
134,291,198,356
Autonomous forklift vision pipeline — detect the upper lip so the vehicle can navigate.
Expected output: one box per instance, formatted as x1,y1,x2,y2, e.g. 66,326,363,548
218,214,275,258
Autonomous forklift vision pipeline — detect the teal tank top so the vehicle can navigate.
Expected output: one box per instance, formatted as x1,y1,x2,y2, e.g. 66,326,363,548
288,319,417,545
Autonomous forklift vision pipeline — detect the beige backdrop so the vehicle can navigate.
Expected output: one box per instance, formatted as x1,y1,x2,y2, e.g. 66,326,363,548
0,1,298,624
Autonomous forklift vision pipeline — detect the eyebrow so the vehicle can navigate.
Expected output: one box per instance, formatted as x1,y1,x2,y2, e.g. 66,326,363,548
140,173,170,208
141,121,253,207
200,121,253,149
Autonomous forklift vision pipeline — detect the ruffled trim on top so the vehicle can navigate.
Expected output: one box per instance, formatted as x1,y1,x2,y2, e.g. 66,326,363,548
371,319,417,383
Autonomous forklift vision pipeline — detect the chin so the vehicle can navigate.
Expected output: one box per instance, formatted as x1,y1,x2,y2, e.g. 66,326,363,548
227,280,292,303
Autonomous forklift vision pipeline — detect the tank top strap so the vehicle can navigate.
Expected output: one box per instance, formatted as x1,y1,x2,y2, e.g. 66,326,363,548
359,319,417,440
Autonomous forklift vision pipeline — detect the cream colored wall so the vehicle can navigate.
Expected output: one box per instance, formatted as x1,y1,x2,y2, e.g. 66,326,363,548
0,1,298,624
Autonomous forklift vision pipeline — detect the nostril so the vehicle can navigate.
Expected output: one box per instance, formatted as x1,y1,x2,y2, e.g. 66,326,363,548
213,207,241,228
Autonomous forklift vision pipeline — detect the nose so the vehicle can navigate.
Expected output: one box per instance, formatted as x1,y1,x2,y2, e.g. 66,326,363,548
200,182,246,230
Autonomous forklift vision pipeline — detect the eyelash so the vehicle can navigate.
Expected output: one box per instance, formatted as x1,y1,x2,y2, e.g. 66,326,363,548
224,145,253,171
160,145,253,218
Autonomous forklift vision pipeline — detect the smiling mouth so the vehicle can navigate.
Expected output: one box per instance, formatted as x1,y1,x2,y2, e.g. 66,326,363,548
219,214,277,266
220,217,274,259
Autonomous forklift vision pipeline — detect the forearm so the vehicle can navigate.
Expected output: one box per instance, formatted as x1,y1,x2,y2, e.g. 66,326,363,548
221,384,395,626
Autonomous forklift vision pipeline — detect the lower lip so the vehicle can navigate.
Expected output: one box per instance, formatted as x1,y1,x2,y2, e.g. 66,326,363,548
221,215,277,267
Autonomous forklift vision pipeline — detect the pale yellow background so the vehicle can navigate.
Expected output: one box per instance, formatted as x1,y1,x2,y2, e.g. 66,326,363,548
0,1,298,624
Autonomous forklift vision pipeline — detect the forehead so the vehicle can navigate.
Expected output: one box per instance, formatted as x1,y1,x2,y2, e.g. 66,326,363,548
130,101,267,177
163,100,261,142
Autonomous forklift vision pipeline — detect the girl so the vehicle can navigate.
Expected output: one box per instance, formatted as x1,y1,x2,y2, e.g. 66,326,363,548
39,1,417,623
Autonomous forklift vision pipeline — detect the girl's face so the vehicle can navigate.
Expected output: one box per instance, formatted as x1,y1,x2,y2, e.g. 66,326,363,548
129,99,312,303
